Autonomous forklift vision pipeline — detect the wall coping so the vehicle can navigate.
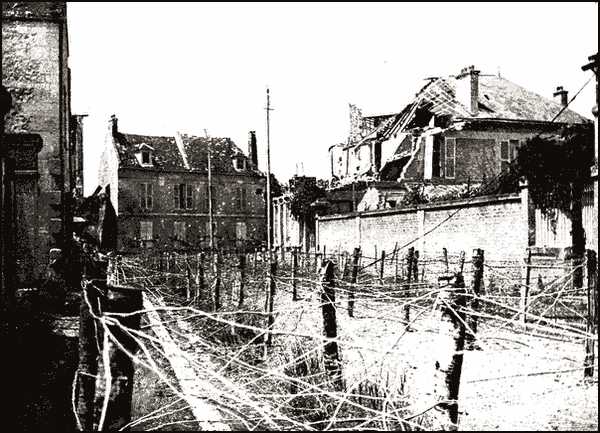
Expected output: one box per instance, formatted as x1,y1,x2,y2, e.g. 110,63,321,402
318,193,521,222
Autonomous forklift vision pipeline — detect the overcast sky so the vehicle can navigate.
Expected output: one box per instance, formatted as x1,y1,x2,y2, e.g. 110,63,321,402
68,2,598,195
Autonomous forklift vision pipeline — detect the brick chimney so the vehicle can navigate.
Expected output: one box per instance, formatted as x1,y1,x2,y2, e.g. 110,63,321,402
109,114,118,136
248,130,258,168
455,65,480,116
553,86,569,107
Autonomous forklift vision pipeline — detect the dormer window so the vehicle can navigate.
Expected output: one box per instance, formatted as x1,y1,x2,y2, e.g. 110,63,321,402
135,143,154,167
232,155,246,171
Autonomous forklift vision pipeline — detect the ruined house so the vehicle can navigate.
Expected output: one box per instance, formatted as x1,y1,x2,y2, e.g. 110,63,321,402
329,65,593,209
98,116,267,252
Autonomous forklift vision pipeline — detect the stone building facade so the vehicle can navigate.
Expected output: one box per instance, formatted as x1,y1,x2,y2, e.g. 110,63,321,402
98,116,267,253
2,2,83,285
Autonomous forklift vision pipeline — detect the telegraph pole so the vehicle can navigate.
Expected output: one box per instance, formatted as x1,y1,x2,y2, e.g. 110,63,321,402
265,88,273,256
204,129,215,251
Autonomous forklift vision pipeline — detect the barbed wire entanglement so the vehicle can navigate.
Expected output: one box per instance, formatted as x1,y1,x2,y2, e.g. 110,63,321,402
82,246,598,431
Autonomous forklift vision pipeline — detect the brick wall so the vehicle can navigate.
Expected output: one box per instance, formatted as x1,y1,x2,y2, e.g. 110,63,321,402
317,194,526,262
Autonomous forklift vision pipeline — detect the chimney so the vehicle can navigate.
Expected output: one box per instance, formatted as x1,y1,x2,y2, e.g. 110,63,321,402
109,114,118,136
248,130,258,168
553,86,569,108
455,65,480,116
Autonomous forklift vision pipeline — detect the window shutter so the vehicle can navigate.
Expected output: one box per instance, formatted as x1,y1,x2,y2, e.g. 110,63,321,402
147,184,153,209
186,184,193,209
173,184,179,209
139,183,145,208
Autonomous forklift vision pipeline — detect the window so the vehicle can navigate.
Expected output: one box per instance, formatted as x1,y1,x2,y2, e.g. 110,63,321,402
173,221,186,241
500,139,519,173
233,156,246,171
236,221,247,240
445,138,456,179
173,183,194,209
140,221,153,240
141,151,150,165
235,186,247,211
139,183,153,209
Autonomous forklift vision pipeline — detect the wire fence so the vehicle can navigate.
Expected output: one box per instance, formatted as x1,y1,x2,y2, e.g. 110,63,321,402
72,246,599,431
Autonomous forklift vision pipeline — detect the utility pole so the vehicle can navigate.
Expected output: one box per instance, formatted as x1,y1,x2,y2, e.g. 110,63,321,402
204,129,215,251
265,88,274,256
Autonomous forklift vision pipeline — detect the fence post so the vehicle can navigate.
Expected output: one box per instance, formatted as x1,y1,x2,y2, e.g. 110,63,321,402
264,255,278,348
443,247,449,274
91,278,143,431
433,273,467,431
394,250,399,284
77,276,101,430
406,247,415,286
185,255,192,301
320,260,342,388
520,249,532,325
585,249,597,378
413,250,420,283
466,249,484,350
458,251,465,274
238,253,246,308
348,247,360,318
292,247,298,301
379,250,386,285
213,250,221,311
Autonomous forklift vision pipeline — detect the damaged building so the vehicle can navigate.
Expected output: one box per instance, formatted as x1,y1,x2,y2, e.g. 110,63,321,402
329,65,592,210
98,116,267,252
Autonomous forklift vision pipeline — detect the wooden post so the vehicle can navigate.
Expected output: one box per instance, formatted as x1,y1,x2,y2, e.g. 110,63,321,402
458,251,465,274
238,253,246,308
403,303,413,332
520,249,532,324
319,260,342,388
314,247,319,272
185,255,192,301
292,247,298,301
413,250,419,283
466,249,484,350
92,281,143,431
265,255,278,347
585,249,597,378
443,247,449,274
394,250,399,284
213,250,221,311
406,247,415,286
433,273,467,431
348,247,360,318
77,277,101,430
379,250,386,284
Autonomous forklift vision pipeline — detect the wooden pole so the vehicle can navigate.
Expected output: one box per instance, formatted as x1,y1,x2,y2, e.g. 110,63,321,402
265,255,278,348
213,250,221,311
92,281,143,431
466,249,484,350
413,250,419,283
320,260,342,388
520,249,532,324
195,252,205,305
406,247,414,287
433,273,467,431
292,247,298,301
238,252,246,308
379,250,386,284
185,255,192,301
443,247,449,274
348,247,360,318
585,249,597,378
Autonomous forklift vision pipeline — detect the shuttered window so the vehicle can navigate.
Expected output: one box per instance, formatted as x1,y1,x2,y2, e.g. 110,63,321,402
139,183,153,209
173,221,186,241
140,221,153,240
173,184,194,209
445,138,456,179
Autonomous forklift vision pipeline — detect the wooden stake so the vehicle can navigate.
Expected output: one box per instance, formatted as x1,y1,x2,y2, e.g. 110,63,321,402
292,247,298,301
433,273,466,431
320,260,342,389
213,251,221,311
413,250,419,283
348,247,360,318
520,249,532,324
466,249,484,350
584,249,597,378
238,253,246,307
265,255,278,347
379,250,386,284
